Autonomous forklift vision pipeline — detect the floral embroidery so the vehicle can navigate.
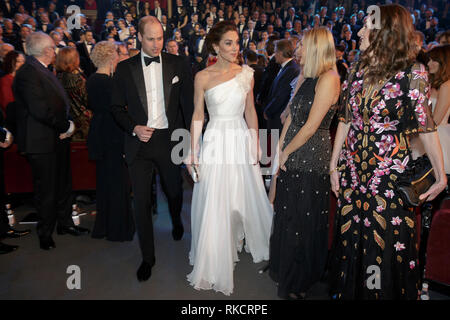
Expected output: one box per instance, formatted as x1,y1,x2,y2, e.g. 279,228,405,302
375,134,394,155
364,218,371,227
342,80,348,91
381,82,403,100
360,185,367,193
409,261,416,269
376,205,384,213
350,80,363,96
395,71,405,80
391,156,409,174
384,190,395,199
394,241,406,251
391,216,403,225
353,215,360,223
373,117,400,134
412,64,428,81
408,89,420,100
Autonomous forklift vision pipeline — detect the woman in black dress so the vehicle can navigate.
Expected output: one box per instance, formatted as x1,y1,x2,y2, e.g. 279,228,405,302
87,41,135,241
329,4,447,299
269,27,341,300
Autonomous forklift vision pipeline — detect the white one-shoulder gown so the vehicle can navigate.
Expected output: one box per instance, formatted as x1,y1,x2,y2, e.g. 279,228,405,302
187,65,273,295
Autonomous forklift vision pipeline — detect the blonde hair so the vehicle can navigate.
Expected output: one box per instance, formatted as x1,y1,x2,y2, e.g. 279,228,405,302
301,27,336,78
90,41,117,68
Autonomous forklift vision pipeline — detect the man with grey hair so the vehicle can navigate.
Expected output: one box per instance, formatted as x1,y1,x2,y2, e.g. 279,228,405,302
13,32,89,251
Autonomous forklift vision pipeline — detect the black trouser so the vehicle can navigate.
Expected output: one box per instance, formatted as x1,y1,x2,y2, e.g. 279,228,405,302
128,129,183,265
27,139,74,240
0,149,8,238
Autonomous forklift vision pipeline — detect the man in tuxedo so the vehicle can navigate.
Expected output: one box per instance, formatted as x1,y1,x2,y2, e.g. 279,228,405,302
76,30,96,76
13,32,89,251
319,6,329,26
151,0,166,22
240,29,250,49
247,20,259,43
160,15,173,42
70,13,90,42
245,50,265,130
38,12,53,33
257,36,280,112
255,13,268,32
237,14,247,36
111,16,194,282
0,0,14,18
205,16,214,34
264,39,300,132
192,27,208,74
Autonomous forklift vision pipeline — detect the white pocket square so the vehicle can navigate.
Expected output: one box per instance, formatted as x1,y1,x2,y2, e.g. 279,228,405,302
172,76,179,84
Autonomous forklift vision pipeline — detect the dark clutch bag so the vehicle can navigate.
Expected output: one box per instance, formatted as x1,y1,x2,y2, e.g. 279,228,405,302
394,155,436,207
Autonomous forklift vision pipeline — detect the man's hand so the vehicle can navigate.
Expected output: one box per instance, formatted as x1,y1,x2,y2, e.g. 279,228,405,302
133,125,155,142
59,120,75,140
196,56,203,63
0,132,13,148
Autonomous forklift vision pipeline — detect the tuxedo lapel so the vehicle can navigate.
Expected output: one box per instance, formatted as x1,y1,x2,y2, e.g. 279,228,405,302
129,55,148,117
161,53,173,114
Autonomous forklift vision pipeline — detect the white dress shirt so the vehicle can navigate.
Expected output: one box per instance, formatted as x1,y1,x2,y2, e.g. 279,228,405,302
119,28,130,41
197,37,205,53
141,52,168,129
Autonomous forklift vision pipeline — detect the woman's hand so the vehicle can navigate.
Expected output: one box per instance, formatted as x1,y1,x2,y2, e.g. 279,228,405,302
419,177,448,202
185,152,199,182
279,149,289,172
330,168,340,198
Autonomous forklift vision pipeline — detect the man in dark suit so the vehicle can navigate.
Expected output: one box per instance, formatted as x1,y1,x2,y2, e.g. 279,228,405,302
37,12,54,34
264,39,300,132
257,36,280,116
237,14,247,36
76,30,96,76
245,50,266,130
0,0,15,18
240,29,250,50
13,32,89,251
192,27,208,74
111,16,194,282
161,15,173,42
247,20,259,43
13,24,31,54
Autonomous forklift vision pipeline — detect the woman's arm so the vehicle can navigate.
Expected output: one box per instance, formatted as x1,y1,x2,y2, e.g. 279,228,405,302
244,78,260,164
179,15,188,29
330,121,351,197
188,71,206,168
432,81,450,125
418,131,448,201
281,70,340,169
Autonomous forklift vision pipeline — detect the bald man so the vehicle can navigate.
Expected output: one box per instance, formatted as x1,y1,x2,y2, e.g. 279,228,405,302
111,16,194,282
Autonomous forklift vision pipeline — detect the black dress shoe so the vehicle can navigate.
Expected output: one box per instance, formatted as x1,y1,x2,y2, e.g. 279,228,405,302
0,242,19,254
137,261,152,282
39,237,56,250
57,226,90,236
5,227,31,238
172,224,184,241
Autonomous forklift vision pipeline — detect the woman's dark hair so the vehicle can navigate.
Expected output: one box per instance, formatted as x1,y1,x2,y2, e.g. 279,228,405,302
428,44,450,89
205,20,238,56
3,50,21,74
359,4,418,84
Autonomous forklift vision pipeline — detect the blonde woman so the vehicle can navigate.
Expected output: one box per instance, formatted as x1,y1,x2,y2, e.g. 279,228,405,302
269,27,340,300
87,41,135,242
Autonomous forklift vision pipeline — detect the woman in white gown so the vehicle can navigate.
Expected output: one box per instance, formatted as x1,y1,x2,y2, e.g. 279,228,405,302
186,21,273,296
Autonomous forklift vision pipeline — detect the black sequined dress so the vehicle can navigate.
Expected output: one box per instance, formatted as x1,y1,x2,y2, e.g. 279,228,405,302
269,77,336,299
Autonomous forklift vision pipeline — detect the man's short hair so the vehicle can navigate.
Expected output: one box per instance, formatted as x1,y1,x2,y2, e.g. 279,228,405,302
26,31,54,57
275,39,294,58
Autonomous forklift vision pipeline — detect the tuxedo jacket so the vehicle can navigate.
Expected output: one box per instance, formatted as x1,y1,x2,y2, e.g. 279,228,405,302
264,59,300,122
0,0,15,18
76,42,96,76
258,55,281,106
12,56,71,154
111,52,194,164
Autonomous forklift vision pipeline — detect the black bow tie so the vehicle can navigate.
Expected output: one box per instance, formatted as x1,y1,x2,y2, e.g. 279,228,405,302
144,56,160,66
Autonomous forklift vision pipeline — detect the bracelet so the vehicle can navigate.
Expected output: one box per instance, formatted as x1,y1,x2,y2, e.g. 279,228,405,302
329,167,339,174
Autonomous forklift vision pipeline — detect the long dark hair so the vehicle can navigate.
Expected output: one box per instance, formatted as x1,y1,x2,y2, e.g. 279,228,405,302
359,4,417,84
3,50,22,75
428,44,450,89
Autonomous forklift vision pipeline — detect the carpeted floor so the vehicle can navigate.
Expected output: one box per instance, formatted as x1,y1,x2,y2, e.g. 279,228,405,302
1,174,447,300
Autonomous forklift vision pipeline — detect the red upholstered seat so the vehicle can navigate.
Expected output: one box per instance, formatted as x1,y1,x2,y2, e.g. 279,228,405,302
425,208,450,285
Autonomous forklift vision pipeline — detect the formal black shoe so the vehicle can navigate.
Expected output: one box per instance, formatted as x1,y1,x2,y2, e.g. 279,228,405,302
57,226,90,236
5,227,31,238
0,242,18,254
39,237,56,250
172,223,184,241
137,261,152,282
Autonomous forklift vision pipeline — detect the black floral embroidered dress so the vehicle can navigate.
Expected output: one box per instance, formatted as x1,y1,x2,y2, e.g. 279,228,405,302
329,62,436,300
